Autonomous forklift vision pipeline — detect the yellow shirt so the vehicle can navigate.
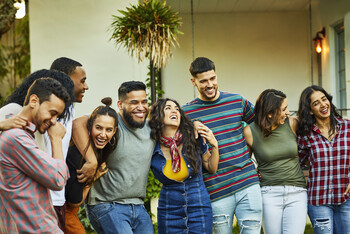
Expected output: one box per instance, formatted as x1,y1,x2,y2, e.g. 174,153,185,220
163,157,189,182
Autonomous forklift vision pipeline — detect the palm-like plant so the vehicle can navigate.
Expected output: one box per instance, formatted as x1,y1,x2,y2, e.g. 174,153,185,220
109,0,182,102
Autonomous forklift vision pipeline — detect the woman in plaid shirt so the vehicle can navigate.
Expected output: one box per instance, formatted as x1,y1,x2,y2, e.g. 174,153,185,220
297,85,350,234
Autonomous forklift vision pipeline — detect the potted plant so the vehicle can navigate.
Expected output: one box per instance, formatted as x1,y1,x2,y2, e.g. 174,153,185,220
109,0,182,103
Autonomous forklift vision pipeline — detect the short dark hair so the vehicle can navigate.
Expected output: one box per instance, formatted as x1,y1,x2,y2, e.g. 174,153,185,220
118,81,146,100
297,85,341,137
3,69,75,120
24,78,72,119
189,57,215,77
254,89,286,137
50,57,82,76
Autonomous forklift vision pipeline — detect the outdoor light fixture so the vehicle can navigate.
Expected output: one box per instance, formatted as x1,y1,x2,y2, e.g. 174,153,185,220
313,27,326,54
14,0,26,19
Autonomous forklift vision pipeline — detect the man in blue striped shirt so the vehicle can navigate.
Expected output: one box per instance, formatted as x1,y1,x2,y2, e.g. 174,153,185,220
182,57,262,234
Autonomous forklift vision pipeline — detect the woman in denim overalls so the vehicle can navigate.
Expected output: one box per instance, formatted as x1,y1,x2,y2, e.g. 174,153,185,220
149,98,219,234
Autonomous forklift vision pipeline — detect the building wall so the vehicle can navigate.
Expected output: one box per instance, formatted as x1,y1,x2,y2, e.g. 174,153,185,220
311,0,350,109
29,0,148,117
30,1,310,116
163,11,310,111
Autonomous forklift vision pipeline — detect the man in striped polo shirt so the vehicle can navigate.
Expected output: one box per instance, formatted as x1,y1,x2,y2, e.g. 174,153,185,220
182,57,262,234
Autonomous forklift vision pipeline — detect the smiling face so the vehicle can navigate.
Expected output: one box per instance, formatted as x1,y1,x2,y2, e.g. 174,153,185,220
191,69,219,101
274,98,290,126
118,90,148,128
91,115,117,149
310,90,331,121
163,100,181,128
33,94,65,134
70,66,88,103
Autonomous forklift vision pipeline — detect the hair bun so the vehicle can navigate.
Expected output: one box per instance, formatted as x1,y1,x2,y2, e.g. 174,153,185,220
101,97,112,107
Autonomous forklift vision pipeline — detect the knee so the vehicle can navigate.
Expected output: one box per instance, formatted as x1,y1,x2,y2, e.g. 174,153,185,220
213,214,230,226
240,219,261,231
313,218,331,231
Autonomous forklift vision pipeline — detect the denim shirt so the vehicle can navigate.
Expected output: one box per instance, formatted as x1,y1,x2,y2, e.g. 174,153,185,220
151,137,208,186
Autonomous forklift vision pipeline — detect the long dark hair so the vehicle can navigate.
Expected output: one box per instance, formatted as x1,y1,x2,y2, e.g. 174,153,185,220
254,89,286,137
297,85,341,137
149,98,201,174
83,97,119,170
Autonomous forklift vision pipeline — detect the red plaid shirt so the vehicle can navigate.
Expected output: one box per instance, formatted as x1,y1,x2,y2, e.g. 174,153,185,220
0,122,69,233
298,118,350,206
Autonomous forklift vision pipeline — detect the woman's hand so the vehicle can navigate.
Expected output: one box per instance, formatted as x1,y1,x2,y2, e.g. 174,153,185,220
93,162,108,182
344,184,350,196
197,124,218,148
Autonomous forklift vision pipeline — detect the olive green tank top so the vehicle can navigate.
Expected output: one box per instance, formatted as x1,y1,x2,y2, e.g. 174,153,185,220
250,120,306,188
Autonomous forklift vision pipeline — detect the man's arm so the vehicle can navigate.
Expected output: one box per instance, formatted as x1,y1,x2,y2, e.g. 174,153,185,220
72,116,97,183
7,129,68,190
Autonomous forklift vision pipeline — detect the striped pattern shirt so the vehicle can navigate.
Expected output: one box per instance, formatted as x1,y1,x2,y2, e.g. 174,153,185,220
182,91,259,202
298,118,350,205
0,122,68,233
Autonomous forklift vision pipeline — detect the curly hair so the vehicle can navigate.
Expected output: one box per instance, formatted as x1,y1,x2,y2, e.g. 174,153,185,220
254,89,286,137
3,69,75,121
83,97,119,170
297,85,341,137
149,98,201,174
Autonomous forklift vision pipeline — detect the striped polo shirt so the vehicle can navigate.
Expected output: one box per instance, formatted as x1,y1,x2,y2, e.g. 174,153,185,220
182,91,259,202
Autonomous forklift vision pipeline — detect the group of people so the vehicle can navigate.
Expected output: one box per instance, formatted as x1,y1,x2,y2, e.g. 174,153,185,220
0,56,349,234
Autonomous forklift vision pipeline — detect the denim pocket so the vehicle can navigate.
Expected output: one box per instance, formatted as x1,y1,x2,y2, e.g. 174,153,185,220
87,203,114,222
260,186,271,194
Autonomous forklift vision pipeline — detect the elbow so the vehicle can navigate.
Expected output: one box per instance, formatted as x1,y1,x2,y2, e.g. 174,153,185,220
207,166,218,174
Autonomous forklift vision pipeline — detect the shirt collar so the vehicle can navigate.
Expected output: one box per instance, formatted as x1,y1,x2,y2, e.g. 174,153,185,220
312,117,342,134
25,122,36,138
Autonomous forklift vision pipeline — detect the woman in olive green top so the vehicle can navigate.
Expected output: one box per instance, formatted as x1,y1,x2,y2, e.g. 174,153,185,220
244,89,307,234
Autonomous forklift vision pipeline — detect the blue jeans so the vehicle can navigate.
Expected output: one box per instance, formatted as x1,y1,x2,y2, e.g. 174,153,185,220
308,199,350,234
261,186,307,234
211,184,262,234
86,203,154,234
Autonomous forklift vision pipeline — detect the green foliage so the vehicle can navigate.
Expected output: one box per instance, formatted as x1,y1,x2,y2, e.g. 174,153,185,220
232,223,314,234
109,0,182,68
0,0,16,36
145,65,164,104
77,205,95,233
145,170,162,203
0,14,30,98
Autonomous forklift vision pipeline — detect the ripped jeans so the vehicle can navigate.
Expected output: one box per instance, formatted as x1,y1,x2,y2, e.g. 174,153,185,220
308,199,350,234
211,184,262,234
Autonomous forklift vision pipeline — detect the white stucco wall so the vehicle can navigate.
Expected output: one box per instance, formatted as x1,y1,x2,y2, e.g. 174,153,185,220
30,1,311,115
163,11,310,111
29,0,148,117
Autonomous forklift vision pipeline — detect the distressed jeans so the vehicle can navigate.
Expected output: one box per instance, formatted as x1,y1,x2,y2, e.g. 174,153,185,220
261,186,307,234
211,184,262,234
308,199,350,234
86,202,154,234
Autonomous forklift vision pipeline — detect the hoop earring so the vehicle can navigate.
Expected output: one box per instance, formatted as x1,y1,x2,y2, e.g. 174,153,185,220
109,135,116,146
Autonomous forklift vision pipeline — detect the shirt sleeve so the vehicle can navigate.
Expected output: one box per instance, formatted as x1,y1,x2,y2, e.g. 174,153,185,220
241,96,255,124
297,135,309,166
7,130,69,191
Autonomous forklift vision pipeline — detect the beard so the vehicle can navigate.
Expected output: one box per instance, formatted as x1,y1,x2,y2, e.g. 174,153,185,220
200,87,218,101
122,108,147,128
